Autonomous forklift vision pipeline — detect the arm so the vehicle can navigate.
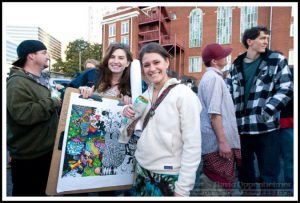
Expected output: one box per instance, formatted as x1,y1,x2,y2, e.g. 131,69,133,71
7,81,61,126
174,87,201,196
68,70,90,88
226,65,234,96
210,114,233,160
263,58,293,119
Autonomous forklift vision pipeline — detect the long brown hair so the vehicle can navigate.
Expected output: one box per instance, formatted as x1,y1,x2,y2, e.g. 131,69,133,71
95,43,133,97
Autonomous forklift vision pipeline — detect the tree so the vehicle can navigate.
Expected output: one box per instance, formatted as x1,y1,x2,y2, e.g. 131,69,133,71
52,39,102,77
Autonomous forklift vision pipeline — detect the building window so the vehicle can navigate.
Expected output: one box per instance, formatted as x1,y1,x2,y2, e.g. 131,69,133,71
217,7,232,44
189,8,203,48
288,49,294,65
240,6,258,41
121,35,129,45
108,37,116,45
189,57,202,73
121,21,129,35
290,6,295,37
109,24,116,37
290,22,294,37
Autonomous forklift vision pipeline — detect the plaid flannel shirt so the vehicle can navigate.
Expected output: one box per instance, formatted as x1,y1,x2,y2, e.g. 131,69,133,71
226,49,293,135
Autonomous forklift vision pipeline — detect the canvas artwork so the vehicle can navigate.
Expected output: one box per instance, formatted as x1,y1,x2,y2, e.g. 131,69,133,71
56,93,136,193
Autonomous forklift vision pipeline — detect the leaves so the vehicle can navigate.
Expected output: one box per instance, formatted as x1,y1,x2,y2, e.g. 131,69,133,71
52,39,102,77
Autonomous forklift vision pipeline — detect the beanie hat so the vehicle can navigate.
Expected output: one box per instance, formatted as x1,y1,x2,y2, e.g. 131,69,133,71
12,40,47,67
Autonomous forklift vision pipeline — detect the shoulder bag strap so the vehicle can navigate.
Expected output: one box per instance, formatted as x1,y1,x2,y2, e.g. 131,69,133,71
142,83,178,131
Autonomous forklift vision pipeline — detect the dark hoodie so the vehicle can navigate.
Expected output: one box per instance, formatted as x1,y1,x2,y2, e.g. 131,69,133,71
7,67,60,159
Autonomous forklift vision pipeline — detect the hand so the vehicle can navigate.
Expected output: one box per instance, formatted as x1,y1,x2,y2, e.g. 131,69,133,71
218,140,233,161
55,84,65,90
123,104,135,119
79,85,94,99
122,95,132,105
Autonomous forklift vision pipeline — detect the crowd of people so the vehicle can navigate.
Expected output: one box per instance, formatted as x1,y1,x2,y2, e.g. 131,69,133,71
6,25,294,197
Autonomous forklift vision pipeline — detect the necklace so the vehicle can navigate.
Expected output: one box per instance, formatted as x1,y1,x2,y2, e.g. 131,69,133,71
148,86,163,118
149,108,155,117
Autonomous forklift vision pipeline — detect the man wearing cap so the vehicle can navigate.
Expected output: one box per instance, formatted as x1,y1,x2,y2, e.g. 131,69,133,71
226,26,293,196
195,43,241,196
7,40,61,196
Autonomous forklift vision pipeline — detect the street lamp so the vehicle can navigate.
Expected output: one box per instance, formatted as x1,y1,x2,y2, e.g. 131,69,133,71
76,40,88,73
79,50,81,72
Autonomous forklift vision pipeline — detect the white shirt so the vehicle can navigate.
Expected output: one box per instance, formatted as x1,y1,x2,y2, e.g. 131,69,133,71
134,78,202,196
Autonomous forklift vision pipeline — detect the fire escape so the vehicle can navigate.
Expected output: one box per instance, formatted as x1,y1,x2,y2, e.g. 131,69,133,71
138,7,185,77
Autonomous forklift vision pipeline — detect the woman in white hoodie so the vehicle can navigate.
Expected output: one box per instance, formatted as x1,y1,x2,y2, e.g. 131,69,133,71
123,42,202,196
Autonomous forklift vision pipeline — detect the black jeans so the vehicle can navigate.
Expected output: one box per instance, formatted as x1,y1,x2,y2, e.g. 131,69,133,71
11,151,53,196
238,131,280,196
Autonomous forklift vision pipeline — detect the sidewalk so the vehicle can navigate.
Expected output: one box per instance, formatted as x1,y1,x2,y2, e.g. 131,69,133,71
6,156,287,197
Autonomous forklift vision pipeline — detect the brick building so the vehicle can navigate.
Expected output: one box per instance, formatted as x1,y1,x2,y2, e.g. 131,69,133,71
102,6,294,81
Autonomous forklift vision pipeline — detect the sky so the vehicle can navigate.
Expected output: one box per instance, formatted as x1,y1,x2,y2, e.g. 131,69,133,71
3,2,119,48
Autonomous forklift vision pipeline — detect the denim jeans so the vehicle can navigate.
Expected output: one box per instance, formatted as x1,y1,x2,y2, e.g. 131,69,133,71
279,128,294,194
238,130,280,196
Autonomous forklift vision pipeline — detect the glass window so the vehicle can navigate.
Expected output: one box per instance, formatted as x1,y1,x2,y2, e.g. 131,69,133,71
222,54,232,72
290,21,294,37
108,37,116,45
217,7,232,44
189,57,202,72
288,49,294,65
121,35,129,45
109,24,116,37
121,21,129,35
189,8,203,48
240,7,258,41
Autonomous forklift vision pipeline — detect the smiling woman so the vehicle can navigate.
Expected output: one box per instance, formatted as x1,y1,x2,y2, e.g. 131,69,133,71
122,42,202,197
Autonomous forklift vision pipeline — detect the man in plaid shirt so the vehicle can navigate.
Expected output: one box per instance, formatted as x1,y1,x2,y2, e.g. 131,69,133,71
226,26,293,196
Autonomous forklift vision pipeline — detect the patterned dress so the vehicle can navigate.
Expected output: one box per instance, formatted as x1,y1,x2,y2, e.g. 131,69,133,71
132,162,178,196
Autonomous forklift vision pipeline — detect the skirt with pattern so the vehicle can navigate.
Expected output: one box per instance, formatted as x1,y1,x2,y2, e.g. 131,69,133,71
131,162,179,196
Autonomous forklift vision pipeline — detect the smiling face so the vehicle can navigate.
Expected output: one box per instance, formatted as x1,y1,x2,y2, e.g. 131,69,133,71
141,52,170,87
247,31,269,53
108,49,130,74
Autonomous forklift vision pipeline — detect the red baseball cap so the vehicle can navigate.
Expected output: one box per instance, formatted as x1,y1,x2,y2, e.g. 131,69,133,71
202,43,232,64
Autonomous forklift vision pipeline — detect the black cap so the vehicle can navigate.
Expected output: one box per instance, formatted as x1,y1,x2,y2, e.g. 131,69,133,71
12,40,47,67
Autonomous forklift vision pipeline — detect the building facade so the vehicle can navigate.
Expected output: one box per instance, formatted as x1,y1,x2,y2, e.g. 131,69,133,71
88,7,102,44
6,25,62,66
102,6,295,81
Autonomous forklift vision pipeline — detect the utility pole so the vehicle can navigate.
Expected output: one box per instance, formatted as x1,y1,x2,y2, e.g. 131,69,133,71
79,50,81,72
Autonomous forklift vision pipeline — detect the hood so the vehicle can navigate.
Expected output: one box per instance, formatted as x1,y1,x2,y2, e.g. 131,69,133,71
7,66,34,82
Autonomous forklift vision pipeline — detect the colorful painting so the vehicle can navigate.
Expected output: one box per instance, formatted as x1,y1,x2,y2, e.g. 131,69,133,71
57,93,136,193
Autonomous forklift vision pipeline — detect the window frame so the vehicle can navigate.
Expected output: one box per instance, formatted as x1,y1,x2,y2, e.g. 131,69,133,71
121,21,129,35
189,56,202,73
109,23,116,37
189,8,203,48
217,7,232,44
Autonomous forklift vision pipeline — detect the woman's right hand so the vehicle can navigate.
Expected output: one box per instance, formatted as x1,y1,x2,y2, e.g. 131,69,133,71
123,104,135,119
79,85,94,99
